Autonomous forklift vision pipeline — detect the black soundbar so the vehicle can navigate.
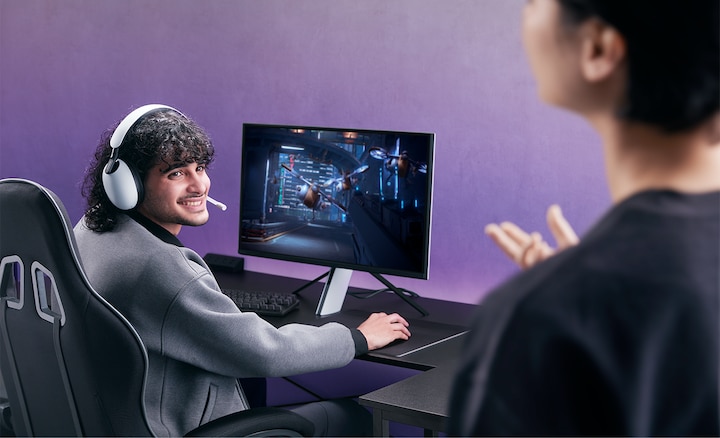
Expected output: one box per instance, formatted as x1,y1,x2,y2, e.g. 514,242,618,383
204,253,245,273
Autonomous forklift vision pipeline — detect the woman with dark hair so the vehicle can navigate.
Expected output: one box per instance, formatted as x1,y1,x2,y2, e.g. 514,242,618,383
449,0,719,435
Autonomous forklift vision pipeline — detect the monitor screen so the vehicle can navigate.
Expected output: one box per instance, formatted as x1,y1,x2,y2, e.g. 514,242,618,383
238,124,435,281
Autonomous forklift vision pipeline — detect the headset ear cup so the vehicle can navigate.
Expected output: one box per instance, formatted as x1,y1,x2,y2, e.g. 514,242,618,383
102,159,143,210
103,103,177,211
131,163,144,205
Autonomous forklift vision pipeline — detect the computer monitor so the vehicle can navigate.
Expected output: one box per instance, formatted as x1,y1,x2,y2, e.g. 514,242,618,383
238,124,435,316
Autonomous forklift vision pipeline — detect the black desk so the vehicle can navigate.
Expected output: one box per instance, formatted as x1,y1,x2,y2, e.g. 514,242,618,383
214,270,475,434
358,336,463,436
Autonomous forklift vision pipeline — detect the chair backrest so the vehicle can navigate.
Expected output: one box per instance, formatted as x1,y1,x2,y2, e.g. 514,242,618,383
0,178,154,436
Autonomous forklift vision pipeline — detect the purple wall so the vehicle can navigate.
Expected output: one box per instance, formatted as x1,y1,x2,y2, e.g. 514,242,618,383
0,0,609,305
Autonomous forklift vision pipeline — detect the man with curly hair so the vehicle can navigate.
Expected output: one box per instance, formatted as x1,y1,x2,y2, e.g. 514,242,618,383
75,105,411,437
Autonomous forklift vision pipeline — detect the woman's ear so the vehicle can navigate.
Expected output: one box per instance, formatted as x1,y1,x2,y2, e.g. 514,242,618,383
579,19,627,83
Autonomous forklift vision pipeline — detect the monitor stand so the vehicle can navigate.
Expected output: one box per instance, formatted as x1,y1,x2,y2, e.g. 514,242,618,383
369,272,428,317
315,268,353,316
292,268,428,317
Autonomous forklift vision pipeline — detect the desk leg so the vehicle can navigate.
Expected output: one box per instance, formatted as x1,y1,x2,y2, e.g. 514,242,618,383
370,408,443,437
371,408,390,437
424,427,440,437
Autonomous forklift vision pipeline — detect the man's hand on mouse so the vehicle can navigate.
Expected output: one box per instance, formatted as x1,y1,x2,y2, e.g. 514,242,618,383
357,312,411,350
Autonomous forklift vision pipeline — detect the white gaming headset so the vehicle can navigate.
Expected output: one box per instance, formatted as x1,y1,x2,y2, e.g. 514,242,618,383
102,104,180,210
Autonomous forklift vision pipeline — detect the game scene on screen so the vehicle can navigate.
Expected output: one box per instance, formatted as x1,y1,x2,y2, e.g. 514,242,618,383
239,125,433,277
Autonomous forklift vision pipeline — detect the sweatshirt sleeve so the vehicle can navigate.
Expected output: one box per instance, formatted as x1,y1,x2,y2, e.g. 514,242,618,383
157,266,357,378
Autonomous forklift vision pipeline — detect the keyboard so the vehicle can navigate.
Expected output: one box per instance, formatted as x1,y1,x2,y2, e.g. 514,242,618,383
221,288,300,316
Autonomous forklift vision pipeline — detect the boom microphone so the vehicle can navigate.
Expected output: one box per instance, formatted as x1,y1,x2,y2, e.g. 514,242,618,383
207,196,227,211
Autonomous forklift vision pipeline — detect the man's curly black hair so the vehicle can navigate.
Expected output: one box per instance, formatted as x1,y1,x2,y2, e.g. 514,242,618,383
81,108,215,232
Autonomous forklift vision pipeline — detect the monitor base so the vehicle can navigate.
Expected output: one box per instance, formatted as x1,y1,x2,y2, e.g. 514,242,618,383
291,268,428,317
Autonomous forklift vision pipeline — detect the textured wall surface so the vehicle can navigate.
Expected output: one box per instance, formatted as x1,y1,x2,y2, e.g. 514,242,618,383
0,0,610,305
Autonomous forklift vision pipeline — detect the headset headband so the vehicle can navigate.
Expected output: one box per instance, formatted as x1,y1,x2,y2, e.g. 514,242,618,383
109,104,180,149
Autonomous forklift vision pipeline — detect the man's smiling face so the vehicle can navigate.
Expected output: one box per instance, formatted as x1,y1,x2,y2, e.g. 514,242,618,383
136,161,212,236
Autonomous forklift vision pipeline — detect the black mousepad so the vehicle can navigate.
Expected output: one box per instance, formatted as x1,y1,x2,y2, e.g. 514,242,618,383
328,309,467,357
